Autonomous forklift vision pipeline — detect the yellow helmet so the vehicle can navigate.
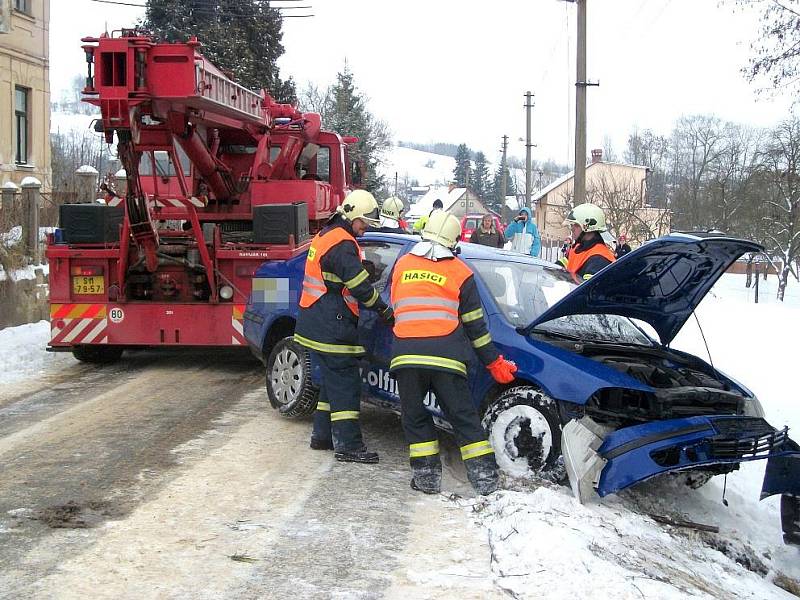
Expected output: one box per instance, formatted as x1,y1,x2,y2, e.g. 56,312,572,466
421,210,461,249
563,202,607,233
380,196,405,220
339,190,380,226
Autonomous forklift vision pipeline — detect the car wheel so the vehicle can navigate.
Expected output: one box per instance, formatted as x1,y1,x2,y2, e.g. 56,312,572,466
265,336,318,418
481,385,563,479
72,345,123,364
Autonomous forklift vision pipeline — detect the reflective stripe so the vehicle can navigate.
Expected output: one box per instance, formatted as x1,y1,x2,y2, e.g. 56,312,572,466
330,410,360,421
394,297,459,310
395,310,459,323
410,440,440,458
316,402,331,411
322,271,343,283
293,334,366,355
461,308,484,323
302,287,324,299
460,440,494,460
344,270,369,289
389,354,467,376
471,332,492,348
304,274,325,286
363,288,379,308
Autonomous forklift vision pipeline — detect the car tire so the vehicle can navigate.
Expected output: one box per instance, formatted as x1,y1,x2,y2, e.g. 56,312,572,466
71,345,123,364
481,385,563,479
265,336,318,419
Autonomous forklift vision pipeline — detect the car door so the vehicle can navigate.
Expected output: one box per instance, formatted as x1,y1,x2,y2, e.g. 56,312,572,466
356,238,409,406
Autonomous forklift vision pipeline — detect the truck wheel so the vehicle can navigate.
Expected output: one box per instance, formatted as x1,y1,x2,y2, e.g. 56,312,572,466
481,386,563,479
265,337,318,419
71,345,123,364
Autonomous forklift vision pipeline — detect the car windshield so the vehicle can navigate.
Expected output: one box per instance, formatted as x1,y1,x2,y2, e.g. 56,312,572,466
470,259,653,345
465,218,478,230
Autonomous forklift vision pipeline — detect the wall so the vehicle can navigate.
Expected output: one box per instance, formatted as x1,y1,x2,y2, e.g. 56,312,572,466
0,0,51,191
0,267,49,328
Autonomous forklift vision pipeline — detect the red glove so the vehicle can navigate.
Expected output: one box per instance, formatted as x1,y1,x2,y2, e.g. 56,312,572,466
487,355,517,384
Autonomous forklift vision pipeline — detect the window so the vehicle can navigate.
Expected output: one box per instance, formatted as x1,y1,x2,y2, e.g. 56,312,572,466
14,0,31,15
468,201,474,207
360,241,404,291
14,86,29,165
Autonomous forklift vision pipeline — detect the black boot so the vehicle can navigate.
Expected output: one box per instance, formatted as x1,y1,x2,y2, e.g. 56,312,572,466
310,437,334,450
334,447,379,464
464,454,499,496
410,455,442,494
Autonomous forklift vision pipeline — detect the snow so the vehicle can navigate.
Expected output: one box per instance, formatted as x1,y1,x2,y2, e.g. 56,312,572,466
50,111,98,136
19,176,41,188
379,146,456,190
0,321,71,385
0,263,49,283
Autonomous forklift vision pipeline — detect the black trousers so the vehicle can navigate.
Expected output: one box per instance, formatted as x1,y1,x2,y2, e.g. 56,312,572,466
311,352,365,451
395,368,487,453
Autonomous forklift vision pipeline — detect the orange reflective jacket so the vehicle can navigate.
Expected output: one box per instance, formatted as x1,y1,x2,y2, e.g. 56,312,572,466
299,227,360,316
391,253,473,338
566,242,616,278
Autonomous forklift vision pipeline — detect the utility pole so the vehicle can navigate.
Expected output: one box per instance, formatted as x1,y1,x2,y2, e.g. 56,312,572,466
574,0,587,207
500,135,508,209
570,0,598,206
524,91,535,211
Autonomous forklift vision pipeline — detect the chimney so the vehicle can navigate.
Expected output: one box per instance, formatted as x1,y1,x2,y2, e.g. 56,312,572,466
591,149,603,164
448,183,456,192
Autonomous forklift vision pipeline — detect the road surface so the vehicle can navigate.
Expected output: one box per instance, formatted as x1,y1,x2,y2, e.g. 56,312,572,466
0,350,502,599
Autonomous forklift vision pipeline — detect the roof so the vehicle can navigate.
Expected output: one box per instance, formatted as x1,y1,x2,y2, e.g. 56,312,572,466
533,161,649,203
406,185,467,219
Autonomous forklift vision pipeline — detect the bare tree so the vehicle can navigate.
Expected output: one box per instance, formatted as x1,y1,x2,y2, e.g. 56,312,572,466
755,118,800,301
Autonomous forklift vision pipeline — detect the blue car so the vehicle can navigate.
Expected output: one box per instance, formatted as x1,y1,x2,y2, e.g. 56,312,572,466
244,232,800,545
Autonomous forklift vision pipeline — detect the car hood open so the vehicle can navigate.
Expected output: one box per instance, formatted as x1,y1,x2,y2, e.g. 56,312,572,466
527,234,763,345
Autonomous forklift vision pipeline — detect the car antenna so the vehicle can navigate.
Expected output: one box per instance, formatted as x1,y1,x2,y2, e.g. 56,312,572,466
692,312,716,373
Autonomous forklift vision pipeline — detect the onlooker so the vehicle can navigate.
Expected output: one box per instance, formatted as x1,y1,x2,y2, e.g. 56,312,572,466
504,207,541,257
560,236,572,259
469,214,504,248
614,234,632,259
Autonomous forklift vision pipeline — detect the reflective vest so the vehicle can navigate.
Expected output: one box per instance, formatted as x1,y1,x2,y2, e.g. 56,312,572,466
299,227,360,316
391,253,473,338
566,242,616,279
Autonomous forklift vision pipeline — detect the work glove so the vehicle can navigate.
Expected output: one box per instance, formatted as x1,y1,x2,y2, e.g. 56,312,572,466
379,305,395,326
487,355,517,384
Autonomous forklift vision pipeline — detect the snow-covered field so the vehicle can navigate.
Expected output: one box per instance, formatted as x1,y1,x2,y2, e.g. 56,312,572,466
0,274,797,598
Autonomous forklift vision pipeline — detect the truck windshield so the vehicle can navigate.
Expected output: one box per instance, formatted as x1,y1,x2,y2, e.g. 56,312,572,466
470,259,652,345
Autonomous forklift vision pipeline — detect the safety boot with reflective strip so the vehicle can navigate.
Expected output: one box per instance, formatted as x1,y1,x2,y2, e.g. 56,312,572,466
462,441,499,496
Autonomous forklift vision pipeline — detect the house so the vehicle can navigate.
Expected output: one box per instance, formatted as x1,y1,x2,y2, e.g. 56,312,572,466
405,184,491,225
533,149,669,244
0,0,50,192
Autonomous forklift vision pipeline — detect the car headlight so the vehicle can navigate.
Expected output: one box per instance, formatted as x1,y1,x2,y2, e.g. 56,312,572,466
742,394,765,419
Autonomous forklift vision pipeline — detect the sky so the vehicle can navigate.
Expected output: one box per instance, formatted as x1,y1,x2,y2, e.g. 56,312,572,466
50,0,795,169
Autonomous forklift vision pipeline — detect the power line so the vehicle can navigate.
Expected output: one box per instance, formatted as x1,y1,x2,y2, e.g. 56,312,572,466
89,0,314,15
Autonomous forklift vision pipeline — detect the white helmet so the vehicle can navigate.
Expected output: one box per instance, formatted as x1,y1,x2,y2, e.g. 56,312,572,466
339,190,381,226
380,196,405,220
563,202,607,233
421,210,461,249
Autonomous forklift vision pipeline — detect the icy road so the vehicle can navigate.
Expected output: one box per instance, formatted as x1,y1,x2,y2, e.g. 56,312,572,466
0,349,498,599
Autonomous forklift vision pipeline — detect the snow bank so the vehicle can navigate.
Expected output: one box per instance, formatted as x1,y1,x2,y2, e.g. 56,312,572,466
0,321,72,385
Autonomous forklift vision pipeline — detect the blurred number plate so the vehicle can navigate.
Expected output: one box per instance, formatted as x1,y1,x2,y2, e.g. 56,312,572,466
72,276,105,295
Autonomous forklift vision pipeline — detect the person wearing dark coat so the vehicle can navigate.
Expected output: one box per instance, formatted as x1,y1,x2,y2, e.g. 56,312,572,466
469,214,504,248
614,234,632,259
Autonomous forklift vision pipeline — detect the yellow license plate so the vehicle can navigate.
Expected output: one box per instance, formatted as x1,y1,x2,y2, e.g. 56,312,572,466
72,276,105,295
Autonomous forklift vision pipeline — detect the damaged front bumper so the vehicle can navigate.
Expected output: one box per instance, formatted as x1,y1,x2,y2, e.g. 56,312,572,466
563,415,800,545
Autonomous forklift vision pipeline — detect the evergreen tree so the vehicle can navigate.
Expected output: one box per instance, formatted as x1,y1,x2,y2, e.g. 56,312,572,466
453,144,472,187
489,164,515,211
321,67,391,194
473,151,489,199
143,0,296,102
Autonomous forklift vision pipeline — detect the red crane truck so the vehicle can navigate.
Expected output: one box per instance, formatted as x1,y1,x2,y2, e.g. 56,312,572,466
46,31,361,362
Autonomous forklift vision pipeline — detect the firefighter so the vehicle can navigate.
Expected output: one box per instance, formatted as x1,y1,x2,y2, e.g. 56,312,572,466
562,203,616,282
295,189,394,464
389,210,517,495
412,199,444,233
369,196,408,234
